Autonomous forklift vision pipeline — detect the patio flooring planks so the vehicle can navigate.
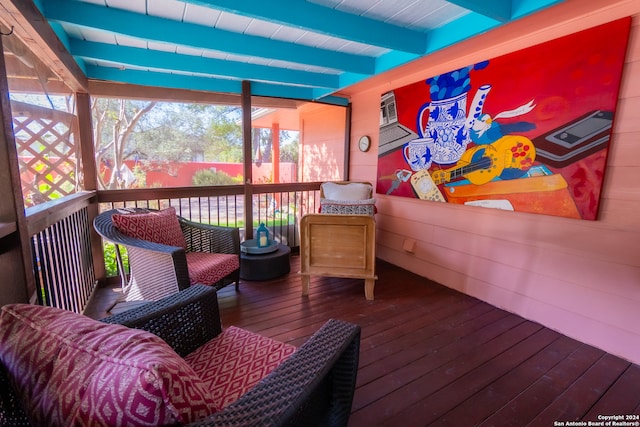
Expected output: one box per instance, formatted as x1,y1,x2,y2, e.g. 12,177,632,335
89,255,640,426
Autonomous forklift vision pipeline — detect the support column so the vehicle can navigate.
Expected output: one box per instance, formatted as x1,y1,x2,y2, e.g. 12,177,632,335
272,122,280,183
77,92,105,281
0,35,32,304
241,81,254,239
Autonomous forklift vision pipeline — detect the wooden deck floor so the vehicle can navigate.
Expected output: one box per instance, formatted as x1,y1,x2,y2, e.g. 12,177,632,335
88,256,640,426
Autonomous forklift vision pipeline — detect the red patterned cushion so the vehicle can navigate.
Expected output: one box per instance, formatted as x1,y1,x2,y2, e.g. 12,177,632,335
186,252,239,286
112,207,186,249
0,304,218,426
184,326,296,409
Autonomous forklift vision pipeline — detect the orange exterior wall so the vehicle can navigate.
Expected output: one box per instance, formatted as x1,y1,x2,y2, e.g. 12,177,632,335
342,0,640,364
299,102,347,182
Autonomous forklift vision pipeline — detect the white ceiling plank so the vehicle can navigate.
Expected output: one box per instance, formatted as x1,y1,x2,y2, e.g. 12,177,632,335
42,0,565,103
114,34,146,49
215,11,253,33
147,0,187,21
187,0,428,53
104,0,145,14
182,3,222,27
147,41,177,53
244,20,281,39
175,45,205,57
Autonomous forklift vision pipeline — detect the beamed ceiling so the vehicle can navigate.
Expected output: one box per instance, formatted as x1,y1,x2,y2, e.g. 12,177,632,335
9,0,564,104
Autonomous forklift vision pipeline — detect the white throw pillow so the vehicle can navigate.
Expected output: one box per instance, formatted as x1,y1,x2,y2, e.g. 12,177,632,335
321,182,372,201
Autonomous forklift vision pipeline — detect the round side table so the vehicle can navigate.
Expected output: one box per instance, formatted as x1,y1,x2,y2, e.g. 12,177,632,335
240,242,291,281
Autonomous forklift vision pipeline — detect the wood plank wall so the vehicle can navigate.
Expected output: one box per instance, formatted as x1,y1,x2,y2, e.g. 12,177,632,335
343,0,640,365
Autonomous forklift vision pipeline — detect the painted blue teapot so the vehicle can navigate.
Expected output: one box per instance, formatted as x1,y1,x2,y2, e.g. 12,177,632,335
416,64,492,165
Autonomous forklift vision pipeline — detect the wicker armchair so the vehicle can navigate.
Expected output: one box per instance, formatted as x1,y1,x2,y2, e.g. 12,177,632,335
0,285,361,426
94,209,241,303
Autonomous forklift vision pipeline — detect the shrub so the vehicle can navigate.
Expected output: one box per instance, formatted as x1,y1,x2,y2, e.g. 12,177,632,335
192,169,237,186
103,241,128,277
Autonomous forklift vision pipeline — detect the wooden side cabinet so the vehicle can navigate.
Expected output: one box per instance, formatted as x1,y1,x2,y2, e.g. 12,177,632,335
300,214,377,300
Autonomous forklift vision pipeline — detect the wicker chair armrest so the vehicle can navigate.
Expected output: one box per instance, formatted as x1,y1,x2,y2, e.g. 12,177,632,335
101,285,222,357
179,218,240,255
190,319,361,427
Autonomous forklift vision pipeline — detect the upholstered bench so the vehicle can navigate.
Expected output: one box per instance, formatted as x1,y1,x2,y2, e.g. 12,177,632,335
0,285,361,426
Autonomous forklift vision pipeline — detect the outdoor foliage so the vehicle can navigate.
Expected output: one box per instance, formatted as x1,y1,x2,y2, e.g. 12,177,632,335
192,169,240,186
103,241,128,277
92,98,244,190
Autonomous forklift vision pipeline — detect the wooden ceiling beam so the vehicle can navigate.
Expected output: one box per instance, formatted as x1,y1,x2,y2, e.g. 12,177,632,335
88,79,304,109
0,0,88,93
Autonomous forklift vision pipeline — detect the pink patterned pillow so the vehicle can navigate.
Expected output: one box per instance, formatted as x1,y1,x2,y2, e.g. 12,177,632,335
185,326,296,409
0,304,218,426
112,207,187,249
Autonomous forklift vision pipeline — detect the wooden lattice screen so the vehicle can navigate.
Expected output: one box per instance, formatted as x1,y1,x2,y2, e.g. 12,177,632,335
11,100,81,207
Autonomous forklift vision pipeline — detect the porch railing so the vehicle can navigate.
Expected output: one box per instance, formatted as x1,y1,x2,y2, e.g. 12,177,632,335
22,183,322,313
96,183,322,250
26,191,97,313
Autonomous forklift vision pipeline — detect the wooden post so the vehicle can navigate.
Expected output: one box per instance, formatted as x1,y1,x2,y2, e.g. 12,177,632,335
344,103,352,181
0,35,33,304
272,122,280,183
242,81,254,239
76,92,105,282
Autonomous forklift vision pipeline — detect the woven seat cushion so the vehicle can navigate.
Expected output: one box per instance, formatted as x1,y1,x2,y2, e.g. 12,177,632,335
184,326,296,409
112,207,187,249
0,304,218,426
186,252,240,286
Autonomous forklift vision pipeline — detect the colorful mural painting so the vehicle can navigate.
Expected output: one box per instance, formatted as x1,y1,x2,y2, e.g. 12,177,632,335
376,18,631,220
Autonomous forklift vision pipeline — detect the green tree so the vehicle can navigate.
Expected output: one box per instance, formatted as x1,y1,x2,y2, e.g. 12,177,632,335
204,106,243,162
279,131,299,163
131,103,244,164
92,98,156,189
92,100,244,189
